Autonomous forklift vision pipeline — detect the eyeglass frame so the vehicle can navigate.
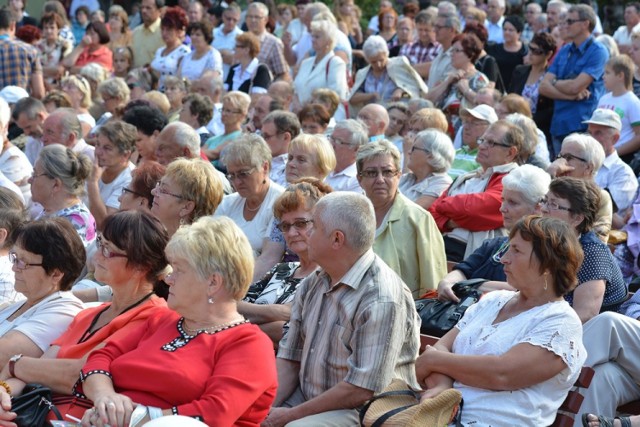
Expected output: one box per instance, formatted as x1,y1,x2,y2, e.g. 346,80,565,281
153,182,185,199
477,137,511,149
557,153,588,163
121,187,146,198
328,135,356,147
226,168,257,181
8,251,43,270
541,197,573,213
95,234,128,259
410,146,431,155
563,18,586,26
276,218,314,233
359,168,400,179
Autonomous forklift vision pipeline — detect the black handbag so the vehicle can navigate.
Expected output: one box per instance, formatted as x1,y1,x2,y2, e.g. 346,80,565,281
12,383,63,427
415,279,486,337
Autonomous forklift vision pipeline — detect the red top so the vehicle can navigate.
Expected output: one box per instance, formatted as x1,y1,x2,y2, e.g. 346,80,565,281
75,45,113,71
82,310,277,427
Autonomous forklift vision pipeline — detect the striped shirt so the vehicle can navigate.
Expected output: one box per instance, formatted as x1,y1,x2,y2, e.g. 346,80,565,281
278,250,420,399
449,145,479,180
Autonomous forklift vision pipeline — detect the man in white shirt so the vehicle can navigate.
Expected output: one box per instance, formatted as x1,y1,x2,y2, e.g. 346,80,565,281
613,3,640,54
213,4,243,80
12,97,47,165
357,104,389,142
326,119,368,193
584,109,638,214
41,108,94,161
262,111,301,187
485,0,506,43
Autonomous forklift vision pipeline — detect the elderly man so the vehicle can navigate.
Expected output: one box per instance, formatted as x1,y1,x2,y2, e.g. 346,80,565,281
249,94,274,134
357,104,389,142
262,111,301,187
154,122,232,193
246,2,289,81
213,4,243,80
131,0,165,68
450,104,498,178
400,10,441,78
613,3,640,54
268,81,294,112
41,108,94,160
485,0,506,43
12,97,47,165
326,119,368,193
187,1,204,23
429,120,523,262
539,4,609,159
191,71,224,136
522,3,542,43
546,0,568,32
547,133,611,242
264,192,420,427
426,13,460,91
583,109,638,216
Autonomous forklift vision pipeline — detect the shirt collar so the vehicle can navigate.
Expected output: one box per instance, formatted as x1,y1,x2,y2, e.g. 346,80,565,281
319,249,376,291
144,18,161,32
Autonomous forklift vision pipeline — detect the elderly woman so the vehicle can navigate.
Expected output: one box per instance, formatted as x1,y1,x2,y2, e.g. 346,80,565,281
486,15,528,91
437,164,550,301
118,161,166,212
417,216,586,426
0,218,85,369
151,158,223,238
204,91,251,168
297,103,331,135
60,75,95,138
225,32,272,97
462,22,503,92
177,21,223,82
428,33,489,131
547,133,612,242
31,144,96,247
0,188,27,305
293,20,348,107
0,211,171,423
163,76,187,123
87,120,136,230
126,69,156,101
215,136,285,256
62,21,112,73
349,35,428,115
400,129,455,210
76,217,277,427
402,108,450,167
509,32,556,144
37,12,72,90
150,7,191,92
107,5,132,51
357,139,447,297
87,77,131,142
239,179,331,344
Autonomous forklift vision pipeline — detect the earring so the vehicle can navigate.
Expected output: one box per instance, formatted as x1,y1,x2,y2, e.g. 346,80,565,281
208,297,214,304
543,273,548,291
179,217,186,226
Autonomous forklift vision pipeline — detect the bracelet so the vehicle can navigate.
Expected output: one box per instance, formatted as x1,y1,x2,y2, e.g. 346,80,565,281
80,369,113,382
0,381,11,396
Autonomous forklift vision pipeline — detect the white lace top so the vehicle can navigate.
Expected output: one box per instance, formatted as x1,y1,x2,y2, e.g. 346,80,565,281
451,290,586,427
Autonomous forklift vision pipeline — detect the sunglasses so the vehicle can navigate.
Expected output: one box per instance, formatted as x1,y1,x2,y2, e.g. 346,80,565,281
529,46,546,55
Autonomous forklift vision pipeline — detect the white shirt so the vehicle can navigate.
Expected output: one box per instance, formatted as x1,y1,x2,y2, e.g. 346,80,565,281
325,162,362,193
613,23,640,48
595,151,638,211
0,145,33,205
270,153,288,188
99,162,135,210
180,48,223,82
0,170,24,204
0,255,20,306
485,16,505,44
212,25,243,80
206,103,224,137
24,136,43,166
72,138,95,162
294,53,348,105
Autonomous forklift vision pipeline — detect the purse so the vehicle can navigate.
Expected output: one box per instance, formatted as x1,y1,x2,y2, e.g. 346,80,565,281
415,278,486,337
12,383,63,427
359,379,463,427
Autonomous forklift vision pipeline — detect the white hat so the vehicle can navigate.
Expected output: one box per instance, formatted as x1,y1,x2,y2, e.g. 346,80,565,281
0,86,28,104
460,104,498,124
583,108,622,132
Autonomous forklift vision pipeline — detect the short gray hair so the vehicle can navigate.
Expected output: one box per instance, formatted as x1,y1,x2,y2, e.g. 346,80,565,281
310,20,338,51
356,139,401,174
221,134,273,171
547,0,567,12
314,192,375,253
305,2,331,20
561,133,605,175
502,164,551,206
568,4,596,31
414,129,455,173
334,119,368,147
415,10,436,25
38,144,92,197
55,108,83,140
363,35,389,59
248,2,269,17
98,77,130,101
505,113,538,160
168,122,200,156
438,1,457,15
438,13,461,32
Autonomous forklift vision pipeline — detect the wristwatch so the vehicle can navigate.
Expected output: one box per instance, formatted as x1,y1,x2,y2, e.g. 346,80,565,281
9,354,22,378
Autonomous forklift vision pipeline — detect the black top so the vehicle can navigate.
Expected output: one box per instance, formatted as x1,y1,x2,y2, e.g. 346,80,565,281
225,62,272,94
475,54,504,93
486,42,528,91
509,64,554,143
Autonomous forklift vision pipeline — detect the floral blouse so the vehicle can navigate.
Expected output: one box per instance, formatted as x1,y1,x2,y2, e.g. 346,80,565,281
243,262,302,305
36,202,97,248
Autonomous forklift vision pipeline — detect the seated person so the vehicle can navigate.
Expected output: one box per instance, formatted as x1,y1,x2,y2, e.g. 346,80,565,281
0,188,27,306
416,216,586,426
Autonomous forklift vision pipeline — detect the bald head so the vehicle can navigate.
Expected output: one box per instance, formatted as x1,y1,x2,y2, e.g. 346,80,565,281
357,104,389,138
267,81,294,110
154,122,201,166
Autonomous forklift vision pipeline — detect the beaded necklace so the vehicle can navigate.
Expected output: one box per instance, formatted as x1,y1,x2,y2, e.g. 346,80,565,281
161,317,249,352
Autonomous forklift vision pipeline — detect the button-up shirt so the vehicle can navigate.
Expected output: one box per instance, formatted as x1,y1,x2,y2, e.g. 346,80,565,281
595,151,638,211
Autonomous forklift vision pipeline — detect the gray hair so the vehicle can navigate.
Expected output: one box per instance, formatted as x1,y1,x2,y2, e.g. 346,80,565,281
596,34,619,58
313,11,338,25
438,13,461,32
491,0,506,8
568,4,596,31
356,139,402,174
310,20,338,51
363,35,389,59
527,2,542,13
438,1,457,15
415,10,436,25
38,144,92,197
127,68,154,92
305,2,331,20
168,122,200,156
314,192,375,253
561,133,605,175
248,2,269,17
547,0,567,12
502,164,551,206
221,134,273,171
505,113,538,160
79,63,109,87
414,129,455,173
334,119,369,147
55,108,83,140
535,13,548,26
98,77,130,101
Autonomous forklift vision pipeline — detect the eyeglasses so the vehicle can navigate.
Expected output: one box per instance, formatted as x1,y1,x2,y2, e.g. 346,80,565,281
96,235,128,259
154,182,184,199
235,44,247,49
477,137,511,149
557,153,587,163
222,108,243,114
359,169,399,179
246,14,265,20
564,18,586,26
541,197,572,212
276,218,314,233
451,47,465,53
262,131,283,141
121,187,146,198
328,135,354,147
31,171,51,180
226,168,256,181
410,146,431,155
9,251,43,270
127,82,140,90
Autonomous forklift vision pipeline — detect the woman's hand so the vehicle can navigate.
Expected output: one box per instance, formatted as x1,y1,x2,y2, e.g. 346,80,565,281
0,389,16,427
391,88,405,102
89,160,104,184
81,393,135,427
456,79,470,97
81,34,92,47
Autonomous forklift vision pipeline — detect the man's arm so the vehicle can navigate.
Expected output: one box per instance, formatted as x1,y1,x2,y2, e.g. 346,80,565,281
272,358,300,407
539,72,583,100
413,62,432,79
553,72,594,94
30,72,44,100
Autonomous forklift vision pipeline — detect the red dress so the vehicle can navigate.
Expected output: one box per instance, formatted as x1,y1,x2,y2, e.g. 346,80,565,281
80,310,277,427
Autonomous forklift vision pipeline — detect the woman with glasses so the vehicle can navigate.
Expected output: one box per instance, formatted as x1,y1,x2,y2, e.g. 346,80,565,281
0,188,27,305
151,158,224,238
118,161,166,212
30,144,96,247
399,129,455,210
509,32,557,144
224,32,272,98
125,68,156,101
0,218,84,369
203,91,251,169
356,139,447,298
239,178,330,345
215,135,284,256
0,211,171,423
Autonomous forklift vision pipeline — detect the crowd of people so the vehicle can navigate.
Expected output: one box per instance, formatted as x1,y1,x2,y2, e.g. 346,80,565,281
0,0,639,425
